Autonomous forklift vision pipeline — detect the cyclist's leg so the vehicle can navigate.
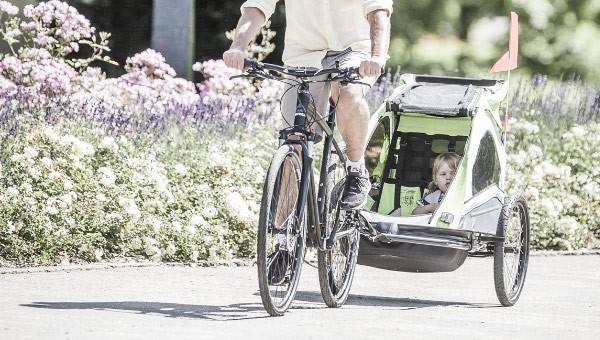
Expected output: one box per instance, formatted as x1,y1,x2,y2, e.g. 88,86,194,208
323,49,377,209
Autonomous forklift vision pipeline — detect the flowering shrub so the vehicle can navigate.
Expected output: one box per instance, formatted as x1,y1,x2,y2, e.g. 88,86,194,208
0,122,276,265
506,119,600,250
0,0,115,71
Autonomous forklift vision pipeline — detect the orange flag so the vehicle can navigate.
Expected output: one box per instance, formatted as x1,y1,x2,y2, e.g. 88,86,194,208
489,12,518,73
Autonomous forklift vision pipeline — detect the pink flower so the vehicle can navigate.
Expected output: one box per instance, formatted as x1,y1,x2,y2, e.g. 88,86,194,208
125,49,177,80
19,21,38,31
0,1,19,16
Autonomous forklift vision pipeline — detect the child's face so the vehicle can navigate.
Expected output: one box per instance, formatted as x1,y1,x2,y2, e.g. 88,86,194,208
435,162,456,192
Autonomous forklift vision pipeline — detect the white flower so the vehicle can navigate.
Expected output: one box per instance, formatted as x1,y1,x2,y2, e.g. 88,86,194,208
528,144,543,159
23,147,39,159
226,191,253,222
191,250,199,262
171,221,183,232
145,244,161,259
95,249,104,261
96,193,106,202
151,172,169,192
20,183,33,193
24,197,36,206
98,136,119,153
571,126,586,137
72,140,95,158
184,224,197,235
7,221,15,234
189,215,205,226
61,193,75,206
49,171,61,180
40,157,53,167
208,246,218,262
147,217,162,232
174,163,187,176
539,198,561,217
130,238,143,250
202,206,217,219
28,167,41,180
45,127,60,142
526,187,539,200
98,166,116,186
118,197,141,221
165,191,175,204
163,243,176,256
63,179,73,190
7,187,20,197
47,206,59,215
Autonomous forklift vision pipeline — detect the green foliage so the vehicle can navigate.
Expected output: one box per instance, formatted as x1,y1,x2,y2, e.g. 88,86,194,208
387,0,600,81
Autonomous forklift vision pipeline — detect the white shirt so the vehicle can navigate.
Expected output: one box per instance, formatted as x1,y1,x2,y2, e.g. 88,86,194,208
241,0,393,68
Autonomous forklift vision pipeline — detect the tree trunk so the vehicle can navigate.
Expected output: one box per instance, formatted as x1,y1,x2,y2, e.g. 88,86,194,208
151,0,195,80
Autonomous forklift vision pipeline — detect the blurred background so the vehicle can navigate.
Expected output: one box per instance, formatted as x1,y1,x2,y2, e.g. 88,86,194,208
5,0,600,82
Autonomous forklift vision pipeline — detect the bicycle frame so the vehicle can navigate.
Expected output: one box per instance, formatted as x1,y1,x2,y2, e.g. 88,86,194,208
277,83,347,251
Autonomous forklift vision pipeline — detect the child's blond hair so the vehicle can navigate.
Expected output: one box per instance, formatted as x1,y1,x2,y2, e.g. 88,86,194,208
428,152,461,192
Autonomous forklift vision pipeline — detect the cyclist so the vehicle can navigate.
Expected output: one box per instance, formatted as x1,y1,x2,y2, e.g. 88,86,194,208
223,0,393,210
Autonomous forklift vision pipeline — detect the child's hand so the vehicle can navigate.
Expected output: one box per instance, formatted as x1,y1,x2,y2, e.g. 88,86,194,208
412,203,438,215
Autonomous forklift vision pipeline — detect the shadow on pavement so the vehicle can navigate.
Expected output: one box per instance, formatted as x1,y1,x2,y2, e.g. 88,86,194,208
293,291,500,310
21,301,271,321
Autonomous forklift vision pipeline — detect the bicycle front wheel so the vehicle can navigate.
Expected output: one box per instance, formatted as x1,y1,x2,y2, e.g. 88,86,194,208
317,150,359,308
257,144,307,316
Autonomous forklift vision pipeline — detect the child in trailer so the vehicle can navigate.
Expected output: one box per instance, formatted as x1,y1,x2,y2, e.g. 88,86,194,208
411,152,461,215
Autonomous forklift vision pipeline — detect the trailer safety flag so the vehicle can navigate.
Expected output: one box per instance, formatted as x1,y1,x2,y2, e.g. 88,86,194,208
489,12,518,73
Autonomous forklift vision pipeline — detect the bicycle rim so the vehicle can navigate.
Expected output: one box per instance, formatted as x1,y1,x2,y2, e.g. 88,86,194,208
257,145,307,316
494,195,530,306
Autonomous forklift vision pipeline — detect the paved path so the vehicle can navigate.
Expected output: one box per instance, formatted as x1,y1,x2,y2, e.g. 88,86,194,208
1,255,599,339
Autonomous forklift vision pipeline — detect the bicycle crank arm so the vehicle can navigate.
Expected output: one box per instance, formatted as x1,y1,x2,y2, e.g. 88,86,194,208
325,211,357,250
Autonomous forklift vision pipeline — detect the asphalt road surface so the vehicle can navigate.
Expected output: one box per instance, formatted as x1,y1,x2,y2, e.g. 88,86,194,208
1,254,599,339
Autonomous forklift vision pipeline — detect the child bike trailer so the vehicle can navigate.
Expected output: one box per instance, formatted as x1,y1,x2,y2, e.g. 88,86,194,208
358,74,531,306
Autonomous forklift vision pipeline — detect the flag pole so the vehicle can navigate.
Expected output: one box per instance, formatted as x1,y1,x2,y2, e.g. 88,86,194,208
503,57,511,144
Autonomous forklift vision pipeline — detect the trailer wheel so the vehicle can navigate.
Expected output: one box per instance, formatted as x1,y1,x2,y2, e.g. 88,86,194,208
494,194,530,306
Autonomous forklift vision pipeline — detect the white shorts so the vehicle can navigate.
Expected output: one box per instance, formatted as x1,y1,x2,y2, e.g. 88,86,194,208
280,48,376,137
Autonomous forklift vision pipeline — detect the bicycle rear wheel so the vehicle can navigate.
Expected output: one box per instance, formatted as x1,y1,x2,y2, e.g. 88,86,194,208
317,150,359,307
257,144,307,316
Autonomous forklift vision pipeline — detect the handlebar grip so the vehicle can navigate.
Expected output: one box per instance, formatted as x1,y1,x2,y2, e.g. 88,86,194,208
243,59,258,70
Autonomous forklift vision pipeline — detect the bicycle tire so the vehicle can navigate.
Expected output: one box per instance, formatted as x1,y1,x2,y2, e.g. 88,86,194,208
257,144,307,316
494,194,530,306
317,150,359,308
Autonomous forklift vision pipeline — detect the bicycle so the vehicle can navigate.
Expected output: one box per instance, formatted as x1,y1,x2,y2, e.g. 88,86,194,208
235,59,369,316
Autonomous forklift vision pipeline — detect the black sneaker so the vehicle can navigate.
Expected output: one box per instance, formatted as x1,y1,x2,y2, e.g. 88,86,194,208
339,165,371,210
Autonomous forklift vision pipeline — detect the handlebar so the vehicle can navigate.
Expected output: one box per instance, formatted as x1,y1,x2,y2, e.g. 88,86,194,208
240,59,363,84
